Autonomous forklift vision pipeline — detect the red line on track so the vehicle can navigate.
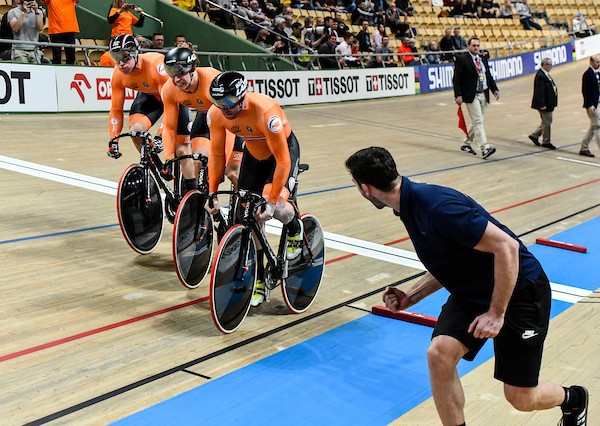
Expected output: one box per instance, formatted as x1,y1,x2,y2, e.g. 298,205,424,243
0,296,209,363
4,177,600,363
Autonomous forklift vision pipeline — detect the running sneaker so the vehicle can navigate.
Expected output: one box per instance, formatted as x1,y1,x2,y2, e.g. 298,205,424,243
286,220,304,260
251,279,265,307
558,386,589,426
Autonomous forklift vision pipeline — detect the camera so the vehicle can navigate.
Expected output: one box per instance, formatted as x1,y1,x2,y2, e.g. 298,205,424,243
306,26,324,35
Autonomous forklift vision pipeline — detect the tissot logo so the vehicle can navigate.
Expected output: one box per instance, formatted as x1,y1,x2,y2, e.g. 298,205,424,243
308,78,323,96
0,70,30,104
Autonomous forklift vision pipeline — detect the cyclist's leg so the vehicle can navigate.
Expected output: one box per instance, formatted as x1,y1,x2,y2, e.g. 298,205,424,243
129,93,163,152
174,106,197,195
190,110,211,180
238,150,272,306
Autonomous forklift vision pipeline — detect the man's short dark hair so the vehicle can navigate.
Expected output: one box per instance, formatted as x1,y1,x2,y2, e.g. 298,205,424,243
345,147,400,191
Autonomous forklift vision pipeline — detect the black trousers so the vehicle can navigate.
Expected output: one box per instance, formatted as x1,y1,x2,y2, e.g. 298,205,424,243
49,32,76,65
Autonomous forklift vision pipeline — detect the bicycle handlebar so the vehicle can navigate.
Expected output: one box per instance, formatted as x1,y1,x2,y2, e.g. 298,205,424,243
109,131,152,144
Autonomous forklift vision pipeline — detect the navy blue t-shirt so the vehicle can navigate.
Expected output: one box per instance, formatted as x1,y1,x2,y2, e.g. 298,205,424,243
398,177,544,305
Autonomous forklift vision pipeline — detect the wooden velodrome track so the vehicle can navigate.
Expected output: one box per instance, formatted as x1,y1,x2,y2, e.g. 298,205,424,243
1,59,599,425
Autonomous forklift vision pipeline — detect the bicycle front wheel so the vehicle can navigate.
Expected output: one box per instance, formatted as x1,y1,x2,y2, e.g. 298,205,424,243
210,224,257,334
173,190,214,289
116,164,164,254
282,214,325,313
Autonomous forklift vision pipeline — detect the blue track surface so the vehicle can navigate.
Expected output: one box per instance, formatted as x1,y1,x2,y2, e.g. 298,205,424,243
113,218,599,425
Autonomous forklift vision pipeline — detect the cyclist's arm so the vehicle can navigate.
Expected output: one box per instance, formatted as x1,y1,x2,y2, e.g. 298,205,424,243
207,111,228,194
265,131,291,205
160,85,177,151
108,75,126,139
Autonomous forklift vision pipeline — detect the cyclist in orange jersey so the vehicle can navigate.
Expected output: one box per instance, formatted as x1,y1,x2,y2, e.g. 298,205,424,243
106,33,188,160
206,71,302,307
161,47,243,194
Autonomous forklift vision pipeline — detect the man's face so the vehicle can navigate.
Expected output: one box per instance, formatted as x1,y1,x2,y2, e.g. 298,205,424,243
173,72,192,91
468,39,480,55
353,179,385,209
382,37,389,46
328,35,337,46
153,36,164,48
220,98,245,120
362,21,369,29
115,53,136,74
175,37,186,46
591,57,600,70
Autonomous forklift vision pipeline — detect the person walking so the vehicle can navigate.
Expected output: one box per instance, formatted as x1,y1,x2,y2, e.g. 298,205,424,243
345,146,590,426
529,58,557,150
453,37,499,159
579,55,600,158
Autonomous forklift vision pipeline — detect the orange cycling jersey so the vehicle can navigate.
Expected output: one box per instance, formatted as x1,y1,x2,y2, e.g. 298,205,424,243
207,92,292,204
160,67,221,151
109,52,168,138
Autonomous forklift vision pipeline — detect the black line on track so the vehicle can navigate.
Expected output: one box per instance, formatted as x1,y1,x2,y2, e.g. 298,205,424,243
182,369,212,380
26,203,600,424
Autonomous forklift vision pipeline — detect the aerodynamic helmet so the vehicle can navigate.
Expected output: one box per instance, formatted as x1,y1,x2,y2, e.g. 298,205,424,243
209,71,248,109
163,47,197,78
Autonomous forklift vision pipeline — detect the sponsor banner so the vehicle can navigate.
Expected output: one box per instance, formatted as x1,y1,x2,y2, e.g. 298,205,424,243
55,67,135,112
0,63,58,112
244,68,416,105
418,43,573,94
573,33,600,60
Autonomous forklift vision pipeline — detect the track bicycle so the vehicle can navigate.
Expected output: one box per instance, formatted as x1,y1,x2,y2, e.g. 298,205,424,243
208,165,325,333
114,131,217,289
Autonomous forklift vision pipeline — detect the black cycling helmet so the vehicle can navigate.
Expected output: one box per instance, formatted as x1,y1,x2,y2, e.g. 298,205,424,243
109,33,140,64
209,71,248,109
164,47,197,78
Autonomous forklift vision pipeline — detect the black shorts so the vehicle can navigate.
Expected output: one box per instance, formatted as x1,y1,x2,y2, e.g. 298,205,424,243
130,93,189,133
432,272,551,387
238,132,300,202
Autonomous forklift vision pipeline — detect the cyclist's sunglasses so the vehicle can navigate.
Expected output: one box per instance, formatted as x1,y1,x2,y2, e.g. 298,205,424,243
110,49,135,64
164,63,192,79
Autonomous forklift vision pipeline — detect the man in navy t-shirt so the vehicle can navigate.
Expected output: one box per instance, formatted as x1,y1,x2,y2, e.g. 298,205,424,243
345,146,589,426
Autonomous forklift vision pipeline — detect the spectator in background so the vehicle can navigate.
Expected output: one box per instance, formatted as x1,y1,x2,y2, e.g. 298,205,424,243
135,35,151,49
304,16,326,50
449,0,468,18
498,0,515,19
367,35,397,67
336,33,360,68
395,0,413,16
254,27,285,51
108,0,145,38
151,32,165,49
452,27,467,50
334,11,349,39
573,14,595,38
245,0,271,40
0,0,18,61
99,49,116,66
40,0,79,65
385,3,409,37
480,0,498,18
317,32,340,69
515,0,541,30
173,34,194,50
290,21,311,68
8,0,47,63
463,0,479,18
396,36,415,66
205,0,235,29
439,27,454,61
372,22,386,48
356,19,373,52
352,0,375,25
426,40,442,64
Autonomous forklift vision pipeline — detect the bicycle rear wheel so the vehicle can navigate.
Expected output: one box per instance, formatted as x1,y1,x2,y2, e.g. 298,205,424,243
210,224,257,334
116,164,164,254
173,190,214,289
282,214,325,313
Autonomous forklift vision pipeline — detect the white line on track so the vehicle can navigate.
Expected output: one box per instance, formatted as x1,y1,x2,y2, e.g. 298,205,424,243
556,156,600,167
0,155,590,303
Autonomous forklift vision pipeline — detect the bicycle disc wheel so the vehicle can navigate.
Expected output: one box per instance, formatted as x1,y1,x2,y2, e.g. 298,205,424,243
173,190,214,289
116,164,164,254
282,214,325,313
210,225,256,334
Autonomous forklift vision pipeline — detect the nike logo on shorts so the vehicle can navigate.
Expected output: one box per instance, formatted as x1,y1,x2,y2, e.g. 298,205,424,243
521,330,539,339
